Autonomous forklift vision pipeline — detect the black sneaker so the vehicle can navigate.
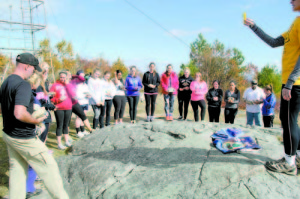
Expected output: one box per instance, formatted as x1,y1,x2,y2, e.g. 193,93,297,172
26,189,43,198
178,116,183,120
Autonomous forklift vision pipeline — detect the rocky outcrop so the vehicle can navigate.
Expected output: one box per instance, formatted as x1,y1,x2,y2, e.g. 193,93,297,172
34,121,300,199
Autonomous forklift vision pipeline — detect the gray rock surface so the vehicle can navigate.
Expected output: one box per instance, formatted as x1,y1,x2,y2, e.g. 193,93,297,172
34,121,300,199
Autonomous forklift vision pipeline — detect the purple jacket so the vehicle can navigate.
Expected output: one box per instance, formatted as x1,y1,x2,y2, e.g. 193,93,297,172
125,75,143,96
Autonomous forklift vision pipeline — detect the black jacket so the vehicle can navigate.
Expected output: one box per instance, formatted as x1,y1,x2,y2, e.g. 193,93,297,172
206,88,223,107
178,75,194,95
36,81,55,123
142,71,160,93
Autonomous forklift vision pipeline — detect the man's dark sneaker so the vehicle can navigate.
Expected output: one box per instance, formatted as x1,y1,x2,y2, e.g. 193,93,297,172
265,157,297,176
178,116,183,120
26,189,43,198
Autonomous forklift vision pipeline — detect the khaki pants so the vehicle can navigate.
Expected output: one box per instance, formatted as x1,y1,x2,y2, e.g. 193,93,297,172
2,133,69,199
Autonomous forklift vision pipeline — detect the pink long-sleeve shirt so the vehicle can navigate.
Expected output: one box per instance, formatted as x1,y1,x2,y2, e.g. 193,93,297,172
190,81,208,101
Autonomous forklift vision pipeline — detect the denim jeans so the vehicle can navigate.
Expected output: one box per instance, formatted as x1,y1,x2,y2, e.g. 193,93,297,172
164,94,175,116
246,111,261,126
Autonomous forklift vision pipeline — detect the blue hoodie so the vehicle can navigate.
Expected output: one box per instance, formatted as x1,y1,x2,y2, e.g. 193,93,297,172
125,75,143,96
262,93,276,116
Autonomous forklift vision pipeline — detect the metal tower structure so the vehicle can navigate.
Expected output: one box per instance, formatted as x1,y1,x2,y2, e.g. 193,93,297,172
0,0,46,53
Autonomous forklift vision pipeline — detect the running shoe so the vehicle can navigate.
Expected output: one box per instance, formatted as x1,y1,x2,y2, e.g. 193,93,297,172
65,141,72,147
58,145,67,150
77,132,85,138
178,116,183,120
146,116,151,122
265,157,297,176
166,116,170,121
296,156,300,169
169,116,173,121
26,189,43,198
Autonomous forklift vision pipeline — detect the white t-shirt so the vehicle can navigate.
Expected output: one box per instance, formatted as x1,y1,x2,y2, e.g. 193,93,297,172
243,87,265,113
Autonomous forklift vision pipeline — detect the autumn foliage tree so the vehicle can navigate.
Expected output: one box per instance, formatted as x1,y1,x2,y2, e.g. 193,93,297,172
111,58,128,78
182,34,247,90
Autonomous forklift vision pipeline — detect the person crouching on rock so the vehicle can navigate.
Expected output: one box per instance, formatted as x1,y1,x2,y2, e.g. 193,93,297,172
178,67,193,121
190,72,208,122
224,81,240,124
206,80,223,123
262,85,276,128
50,71,73,150
142,62,161,122
125,66,143,124
161,64,179,121
88,69,106,129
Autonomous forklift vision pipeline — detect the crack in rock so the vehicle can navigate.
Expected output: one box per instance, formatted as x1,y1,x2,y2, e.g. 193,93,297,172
166,131,186,140
146,135,154,142
129,136,135,145
265,170,283,184
193,149,211,197
243,183,257,199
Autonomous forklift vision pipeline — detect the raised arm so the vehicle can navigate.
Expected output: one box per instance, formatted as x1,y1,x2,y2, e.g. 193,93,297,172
245,19,284,48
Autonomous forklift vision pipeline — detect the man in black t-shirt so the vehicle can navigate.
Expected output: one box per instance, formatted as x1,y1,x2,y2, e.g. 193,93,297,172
0,53,69,199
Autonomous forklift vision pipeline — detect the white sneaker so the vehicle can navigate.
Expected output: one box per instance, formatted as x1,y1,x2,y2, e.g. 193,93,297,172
65,141,72,147
82,131,90,135
58,144,67,150
77,132,85,138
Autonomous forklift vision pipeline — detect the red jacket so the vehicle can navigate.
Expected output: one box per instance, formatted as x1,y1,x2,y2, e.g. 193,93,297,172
161,72,179,95
50,80,72,110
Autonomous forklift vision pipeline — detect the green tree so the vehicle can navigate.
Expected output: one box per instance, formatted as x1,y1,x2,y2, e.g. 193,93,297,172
258,65,282,94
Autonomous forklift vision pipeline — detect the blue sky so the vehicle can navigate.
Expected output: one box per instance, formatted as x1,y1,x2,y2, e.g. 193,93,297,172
0,0,298,74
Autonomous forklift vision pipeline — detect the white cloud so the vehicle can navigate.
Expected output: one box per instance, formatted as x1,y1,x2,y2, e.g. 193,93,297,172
168,28,214,37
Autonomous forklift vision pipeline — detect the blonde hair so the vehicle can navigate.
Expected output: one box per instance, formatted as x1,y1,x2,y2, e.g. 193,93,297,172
28,73,47,93
40,62,50,71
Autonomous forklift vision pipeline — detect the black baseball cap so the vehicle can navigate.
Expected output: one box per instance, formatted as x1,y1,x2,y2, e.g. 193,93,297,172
251,79,258,85
16,53,42,72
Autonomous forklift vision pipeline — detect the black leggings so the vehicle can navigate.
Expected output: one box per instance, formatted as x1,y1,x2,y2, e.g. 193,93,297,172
144,94,157,116
178,94,191,119
224,108,238,124
113,96,126,120
105,100,112,126
191,100,206,121
92,105,105,129
263,115,275,128
280,85,300,156
72,102,87,121
39,123,50,142
208,106,221,123
54,110,72,136
127,96,139,120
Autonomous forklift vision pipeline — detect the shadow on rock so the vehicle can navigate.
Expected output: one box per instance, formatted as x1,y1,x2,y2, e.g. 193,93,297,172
82,147,267,168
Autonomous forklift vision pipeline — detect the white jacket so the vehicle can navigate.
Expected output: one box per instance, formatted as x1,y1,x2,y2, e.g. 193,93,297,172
103,79,116,100
88,77,106,105
76,83,90,105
